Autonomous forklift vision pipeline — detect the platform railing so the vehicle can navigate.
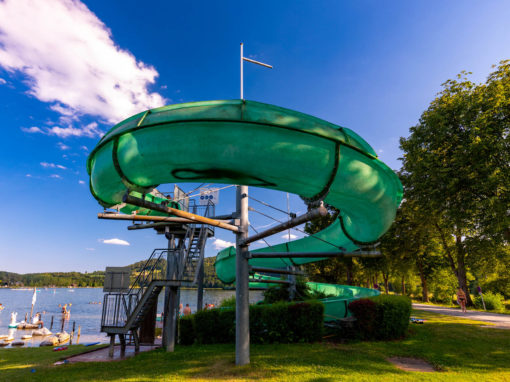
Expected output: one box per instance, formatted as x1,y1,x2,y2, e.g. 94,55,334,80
101,249,168,328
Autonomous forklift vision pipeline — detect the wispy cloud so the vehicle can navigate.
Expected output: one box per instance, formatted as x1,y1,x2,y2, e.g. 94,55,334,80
212,238,235,250
21,126,43,134
78,180,85,185
57,142,70,150
281,233,298,240
102,238,130,246
0,0,166,130
0,78,6,85
21,122,103,138
85,248,95,251
40,162,66,170
49,174,62,179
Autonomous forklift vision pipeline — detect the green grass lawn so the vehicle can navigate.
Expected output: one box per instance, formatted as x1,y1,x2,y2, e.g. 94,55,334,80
1,310,510,381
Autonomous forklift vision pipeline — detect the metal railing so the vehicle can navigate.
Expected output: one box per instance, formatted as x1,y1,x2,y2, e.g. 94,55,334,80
101,249,168,328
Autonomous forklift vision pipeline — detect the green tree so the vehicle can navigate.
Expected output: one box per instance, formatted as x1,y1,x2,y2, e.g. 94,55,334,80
400,62,510,305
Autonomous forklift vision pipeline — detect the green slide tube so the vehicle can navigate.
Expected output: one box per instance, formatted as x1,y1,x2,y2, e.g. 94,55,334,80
87,99,402,320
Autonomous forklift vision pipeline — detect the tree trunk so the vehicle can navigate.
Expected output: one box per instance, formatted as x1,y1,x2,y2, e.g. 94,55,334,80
383,273,389,294
416,257,429,302
345,258,353,285
455,237,473,306
435,224,473,306
401,276,406,295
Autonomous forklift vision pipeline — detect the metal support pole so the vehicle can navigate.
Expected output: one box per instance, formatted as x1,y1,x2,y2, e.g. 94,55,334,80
240,43,244,100
163,234,179,352
196,260,204,312
235,185,250,365
241,205,327,245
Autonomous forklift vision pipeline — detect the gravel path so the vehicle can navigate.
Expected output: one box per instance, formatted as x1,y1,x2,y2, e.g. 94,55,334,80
413,303,510,328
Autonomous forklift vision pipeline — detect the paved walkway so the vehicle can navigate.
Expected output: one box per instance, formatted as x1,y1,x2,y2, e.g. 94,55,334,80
55,344,160,364
413,303,510,328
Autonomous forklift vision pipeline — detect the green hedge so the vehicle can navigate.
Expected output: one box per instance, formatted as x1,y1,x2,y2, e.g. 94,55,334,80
179,300,324,345
178,315,195,345
348,295,411,340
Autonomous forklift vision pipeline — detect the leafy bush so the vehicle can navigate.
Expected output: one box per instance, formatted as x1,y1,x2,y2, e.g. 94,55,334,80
194,308,235,344
348,295,411,340
178,316,195,345
372,295,412,339
263,278,334,303
428,268,458,303
347,298,377,339
219,295,236,308
474,292,504,311
179,300,324,345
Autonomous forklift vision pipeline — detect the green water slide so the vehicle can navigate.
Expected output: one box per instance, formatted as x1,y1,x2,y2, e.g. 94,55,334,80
87,99,402,321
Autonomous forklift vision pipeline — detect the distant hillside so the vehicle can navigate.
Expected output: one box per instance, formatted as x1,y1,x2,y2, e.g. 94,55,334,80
0,257,226,288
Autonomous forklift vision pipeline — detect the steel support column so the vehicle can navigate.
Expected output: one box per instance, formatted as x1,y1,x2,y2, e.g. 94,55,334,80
163,234,179,352
196,260,204,311
235,185,250,365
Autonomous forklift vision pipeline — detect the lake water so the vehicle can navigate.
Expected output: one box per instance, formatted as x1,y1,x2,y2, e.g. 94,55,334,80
0,288,263,348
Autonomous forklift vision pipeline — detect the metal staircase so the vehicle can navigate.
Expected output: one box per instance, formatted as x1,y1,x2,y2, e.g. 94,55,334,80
100,201,214,353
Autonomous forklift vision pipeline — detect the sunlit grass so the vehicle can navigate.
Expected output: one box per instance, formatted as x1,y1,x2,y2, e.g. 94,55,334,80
1,310,509,381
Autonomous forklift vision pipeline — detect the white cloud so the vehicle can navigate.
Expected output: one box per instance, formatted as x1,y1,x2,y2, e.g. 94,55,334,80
281,233,298,240
212,238,235,250
25,173,32,177
0,78,6,85
78,180,85,184
0,0,166,126
40,162,67,170
21,126,43,133
46,122,103,138
85,248,95,251
57,142,70,150
102,238,130,246
80,145,89,151
49,174,62,179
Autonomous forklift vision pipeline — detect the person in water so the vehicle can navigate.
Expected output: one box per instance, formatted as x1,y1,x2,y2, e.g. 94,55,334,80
183,304,192,316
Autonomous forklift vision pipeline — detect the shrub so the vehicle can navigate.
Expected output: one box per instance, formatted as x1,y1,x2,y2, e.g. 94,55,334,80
347,298,377,340
474,292,504,311
372,295,411,340
194,308,235,344
219,295,236,308
180,300,324,345
263,278,316,303
178,316,195,345
348,295,411,340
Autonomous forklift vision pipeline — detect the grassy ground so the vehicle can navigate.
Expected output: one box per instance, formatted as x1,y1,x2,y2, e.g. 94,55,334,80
1,310,510,381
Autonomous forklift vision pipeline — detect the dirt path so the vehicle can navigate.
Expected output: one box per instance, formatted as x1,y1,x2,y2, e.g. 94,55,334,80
413,303,510,328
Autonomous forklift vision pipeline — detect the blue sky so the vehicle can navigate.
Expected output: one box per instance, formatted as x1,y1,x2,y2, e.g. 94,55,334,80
0,0,509,273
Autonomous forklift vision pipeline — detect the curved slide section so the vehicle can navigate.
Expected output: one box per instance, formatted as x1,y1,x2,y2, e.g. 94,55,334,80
87,99,400,320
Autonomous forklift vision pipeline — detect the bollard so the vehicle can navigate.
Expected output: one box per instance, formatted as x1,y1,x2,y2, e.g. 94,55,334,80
50,316,54,330
77,326,81,344
70,321,76,345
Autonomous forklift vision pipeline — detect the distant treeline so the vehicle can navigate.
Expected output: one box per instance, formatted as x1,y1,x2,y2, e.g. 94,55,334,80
0,257,227,288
